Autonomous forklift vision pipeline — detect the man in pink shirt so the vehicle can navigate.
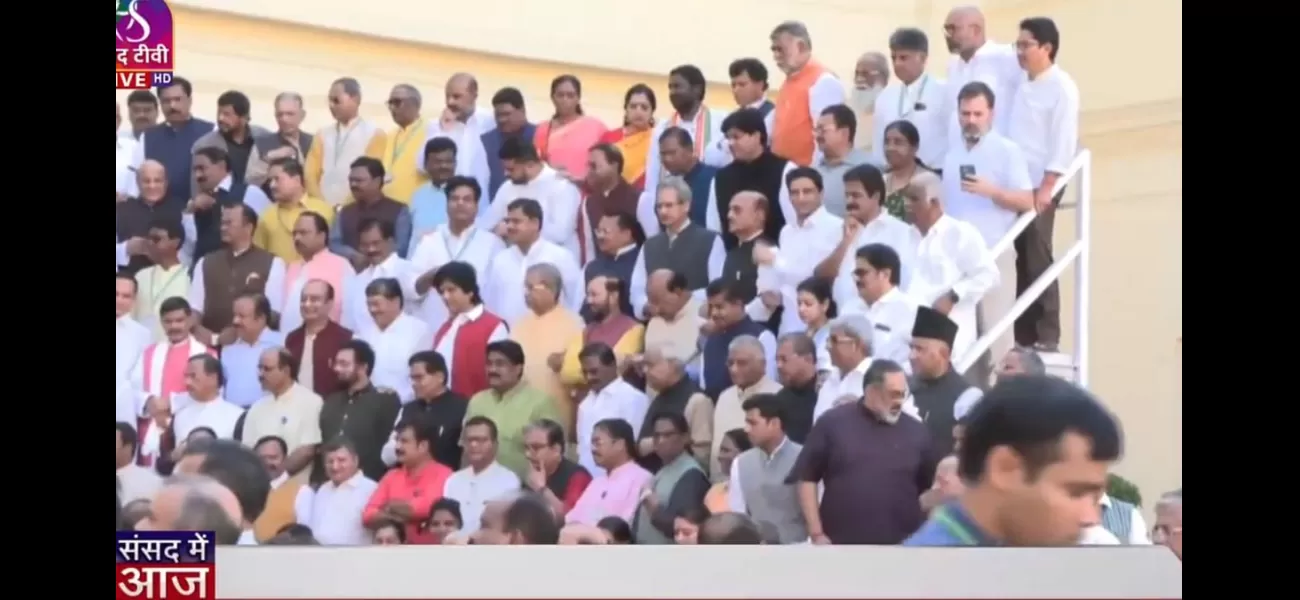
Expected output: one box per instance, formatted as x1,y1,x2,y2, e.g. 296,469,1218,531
364,418,454,544
565,418,651,526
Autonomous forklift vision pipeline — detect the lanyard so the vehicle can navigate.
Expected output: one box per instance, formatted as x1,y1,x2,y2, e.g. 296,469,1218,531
389,121,423,167
149,266,185,306
931,505,980,545
898,75,930,118
442,228,476,262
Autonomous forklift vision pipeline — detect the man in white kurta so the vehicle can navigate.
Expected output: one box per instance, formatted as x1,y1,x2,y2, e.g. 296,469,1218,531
410,177,504,333
342,225,422,331
575,356,649,474
116,275,151,387
871,28,949,168
813,165,914,309
841,243,921,369
417,113,491,198
294,441,379,545
903,172,998,367
356,297,432,404
642,65,733,193
486,140,583,257
943,7,1024,142
751,168,843,333
443,417,520,534
482,200,583,325
170,356,246,441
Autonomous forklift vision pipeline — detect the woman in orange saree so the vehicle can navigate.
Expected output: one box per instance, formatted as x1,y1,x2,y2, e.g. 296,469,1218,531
534,74,608,182
598,84,657,192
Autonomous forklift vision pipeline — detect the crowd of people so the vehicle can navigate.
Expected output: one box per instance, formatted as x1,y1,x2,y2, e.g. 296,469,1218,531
115,7,1181,556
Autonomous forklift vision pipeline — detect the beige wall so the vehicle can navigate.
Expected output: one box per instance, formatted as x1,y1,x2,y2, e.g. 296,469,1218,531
141,0,1181,504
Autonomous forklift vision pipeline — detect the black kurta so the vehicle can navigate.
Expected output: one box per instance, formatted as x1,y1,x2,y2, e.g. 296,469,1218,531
791,401,939,544
910,367,973,458
774,378,819,444
315,384,402,484
394,391,468,470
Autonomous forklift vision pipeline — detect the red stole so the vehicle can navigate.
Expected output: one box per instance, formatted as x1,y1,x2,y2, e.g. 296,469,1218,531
584,313,638,347
433,308,506,399
138,338,214,466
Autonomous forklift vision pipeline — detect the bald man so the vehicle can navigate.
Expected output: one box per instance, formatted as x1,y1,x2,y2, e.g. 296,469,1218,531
417,74,493,198
943,6,1023,140
137,474,245,544
641,268,707,378
116,160,194,274
117,102,143,200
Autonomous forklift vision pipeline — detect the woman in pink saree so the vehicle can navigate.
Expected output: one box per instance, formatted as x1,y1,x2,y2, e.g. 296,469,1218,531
535,74,608,181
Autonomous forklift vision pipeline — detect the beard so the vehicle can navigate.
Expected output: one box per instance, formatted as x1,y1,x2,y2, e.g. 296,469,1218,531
850,86,884,115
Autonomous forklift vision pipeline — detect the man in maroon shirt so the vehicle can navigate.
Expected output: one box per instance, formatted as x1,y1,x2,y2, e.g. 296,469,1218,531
522,419,592,517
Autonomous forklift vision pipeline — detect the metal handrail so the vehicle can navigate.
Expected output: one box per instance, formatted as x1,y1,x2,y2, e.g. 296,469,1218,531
956,150,1093,386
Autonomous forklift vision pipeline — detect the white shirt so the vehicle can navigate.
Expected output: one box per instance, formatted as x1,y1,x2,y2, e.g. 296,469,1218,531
871,75,950,168
1100,494,1153,545
905,215,999,363
813,357,919,424
643,106,734,194
830,213,915,310
342,253,421,331
1007,65,1081,187
116,315,151,387
213,173,272,216
443,462,521,534
409,225,504,333
628,222,726,317
171,395,245,440
117,137,142,197
237,530,258,545
294,472,378,546
842,287,921,369
575,379,650,473
418,121,492,197
482,239,584,325
117,463,162,504
705,161,800,235
946,41,1024,143
942,131,1034,247
1079,525,1121,545
188,253,287,318
487,166,583,256
757,208,843,333
356,313,433,403
434,305,509,391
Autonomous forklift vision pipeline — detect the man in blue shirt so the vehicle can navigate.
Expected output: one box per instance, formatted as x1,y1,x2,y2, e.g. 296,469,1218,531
905,375,1121,546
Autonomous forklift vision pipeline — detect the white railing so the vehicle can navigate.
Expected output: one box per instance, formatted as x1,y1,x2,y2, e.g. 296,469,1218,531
955,150,1092,387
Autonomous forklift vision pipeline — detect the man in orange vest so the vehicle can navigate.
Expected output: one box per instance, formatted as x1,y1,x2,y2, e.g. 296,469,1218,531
769,21,846,167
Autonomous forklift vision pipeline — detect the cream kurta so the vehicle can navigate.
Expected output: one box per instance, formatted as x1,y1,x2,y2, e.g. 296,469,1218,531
133,264,190,342
710,378,782,480
305,118,387,206
511,307,585,431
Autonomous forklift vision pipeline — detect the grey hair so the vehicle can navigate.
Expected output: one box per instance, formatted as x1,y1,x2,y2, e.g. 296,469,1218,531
273,92,304,108
771,20,813,48
828,314,874,352
777,332,817,358
908,171,943,204
858,52,891,82
393,84,422,108
1010,348,1047,375
863,358,905,388
165,474,243,544
1156,489,1182,508
331,77,362,98
727,335,766,358
644,345,687,371
525,263,563,299
657,177,692,206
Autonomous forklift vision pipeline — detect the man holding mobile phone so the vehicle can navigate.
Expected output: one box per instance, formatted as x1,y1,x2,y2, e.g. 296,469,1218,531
940,81,1034,385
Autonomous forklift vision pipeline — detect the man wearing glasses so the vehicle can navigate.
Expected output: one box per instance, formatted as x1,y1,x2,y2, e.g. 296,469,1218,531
1152,490,1182,560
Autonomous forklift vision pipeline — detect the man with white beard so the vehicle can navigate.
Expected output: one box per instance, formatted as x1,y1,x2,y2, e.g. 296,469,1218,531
849,52,890,155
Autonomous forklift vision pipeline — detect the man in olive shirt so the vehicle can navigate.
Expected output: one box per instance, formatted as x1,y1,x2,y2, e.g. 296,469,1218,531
465,340,563,479
316,340,401,484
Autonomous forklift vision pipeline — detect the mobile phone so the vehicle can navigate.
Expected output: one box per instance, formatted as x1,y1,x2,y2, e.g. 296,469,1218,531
959,165,976,180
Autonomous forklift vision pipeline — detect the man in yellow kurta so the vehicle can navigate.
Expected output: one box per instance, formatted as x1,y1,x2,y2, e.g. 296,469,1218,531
512,263,585,433
303,77,387,207
380,84,429,205
560,276,645,387
253,158,334,262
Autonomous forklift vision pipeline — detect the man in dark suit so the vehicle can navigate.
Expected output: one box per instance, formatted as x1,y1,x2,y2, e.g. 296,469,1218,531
284,280,353,396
